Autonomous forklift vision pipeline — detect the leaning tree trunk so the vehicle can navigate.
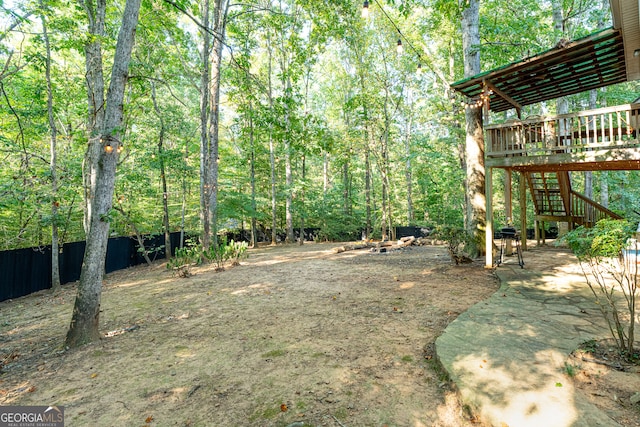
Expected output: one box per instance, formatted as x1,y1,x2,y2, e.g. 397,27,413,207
113,205,152,265
460,0,485,256
66,0,142,347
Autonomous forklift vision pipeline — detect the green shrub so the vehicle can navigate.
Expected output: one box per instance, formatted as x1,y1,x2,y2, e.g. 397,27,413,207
561,219,638,359
166,243,202,277
228,240,249,266
433,225,474,264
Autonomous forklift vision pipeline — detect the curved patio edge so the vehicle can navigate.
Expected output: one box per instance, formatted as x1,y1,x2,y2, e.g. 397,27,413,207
434,248,621,427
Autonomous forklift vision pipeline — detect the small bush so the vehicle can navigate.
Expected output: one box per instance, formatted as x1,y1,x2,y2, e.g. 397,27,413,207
203,238,232,271
228,240,249,266
433,225,474,265
561,219,638,359
167,244,202,277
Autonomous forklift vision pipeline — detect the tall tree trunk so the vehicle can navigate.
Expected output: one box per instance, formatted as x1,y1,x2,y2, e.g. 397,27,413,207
404,90,414,224
249,102,258,248
269,132,277,245
267,31,277,245
460,0,485,256
284,78,294,243
284,127,294,243
323,151,329,195
180,139,188,248
199,0,211,250
40,4,60,291
207,0,229,248
343,160,350,215
585,88,598,199
594,0,608,207
151,82,172,259
81,0,106,236
365,145,372,240
299,154,305,245
66,0,142,347
552,0,569,116
359,72,372,240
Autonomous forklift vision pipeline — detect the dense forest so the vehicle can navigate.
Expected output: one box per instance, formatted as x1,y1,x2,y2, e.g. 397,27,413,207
1,0,639,254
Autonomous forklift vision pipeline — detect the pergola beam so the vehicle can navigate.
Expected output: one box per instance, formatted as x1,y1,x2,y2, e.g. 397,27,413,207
484,80,522,117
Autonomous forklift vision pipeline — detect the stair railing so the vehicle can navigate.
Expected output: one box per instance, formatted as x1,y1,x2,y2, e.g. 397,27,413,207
570,191,622,227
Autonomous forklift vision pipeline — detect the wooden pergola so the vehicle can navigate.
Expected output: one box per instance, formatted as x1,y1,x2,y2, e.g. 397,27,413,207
450,0,640,267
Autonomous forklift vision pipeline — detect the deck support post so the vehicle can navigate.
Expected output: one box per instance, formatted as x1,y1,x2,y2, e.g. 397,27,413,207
505,170,513,255
519,172,527,250
485,166,494,268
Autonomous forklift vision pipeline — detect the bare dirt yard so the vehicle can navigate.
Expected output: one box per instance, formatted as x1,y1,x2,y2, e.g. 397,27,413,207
1,242,499,426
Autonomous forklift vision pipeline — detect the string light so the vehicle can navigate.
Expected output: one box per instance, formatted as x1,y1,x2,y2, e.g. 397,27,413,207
361,0,431,75
461,88,494,109
362,1,369,18
103,137,123,154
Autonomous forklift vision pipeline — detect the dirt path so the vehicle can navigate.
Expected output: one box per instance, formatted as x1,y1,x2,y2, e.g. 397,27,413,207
1,242,499,426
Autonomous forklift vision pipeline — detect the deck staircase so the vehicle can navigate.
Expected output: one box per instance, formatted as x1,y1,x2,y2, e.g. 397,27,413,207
526,171,622,229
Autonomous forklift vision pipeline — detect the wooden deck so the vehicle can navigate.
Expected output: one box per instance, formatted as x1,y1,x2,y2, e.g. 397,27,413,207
485,104,640,171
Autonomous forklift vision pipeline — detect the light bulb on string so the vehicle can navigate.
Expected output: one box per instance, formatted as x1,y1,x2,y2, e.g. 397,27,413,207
416,63,422,75
361,0,369,18
396,38,403,55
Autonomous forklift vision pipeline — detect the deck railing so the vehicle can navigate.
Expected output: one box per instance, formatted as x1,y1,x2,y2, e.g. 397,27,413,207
486,104,640,158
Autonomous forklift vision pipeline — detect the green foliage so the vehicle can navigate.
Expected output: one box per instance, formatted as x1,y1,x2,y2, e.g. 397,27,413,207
167,237,249,276
202,237,233,271
563,362,579,378
433,225,474,264
562,219,635,260
561,219,639,359
228,239,249,266
166,243,201,278
316,214,362,242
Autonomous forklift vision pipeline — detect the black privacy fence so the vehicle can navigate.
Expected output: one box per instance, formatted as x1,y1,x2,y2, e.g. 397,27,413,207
0,232,185,303
1,226,428,303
